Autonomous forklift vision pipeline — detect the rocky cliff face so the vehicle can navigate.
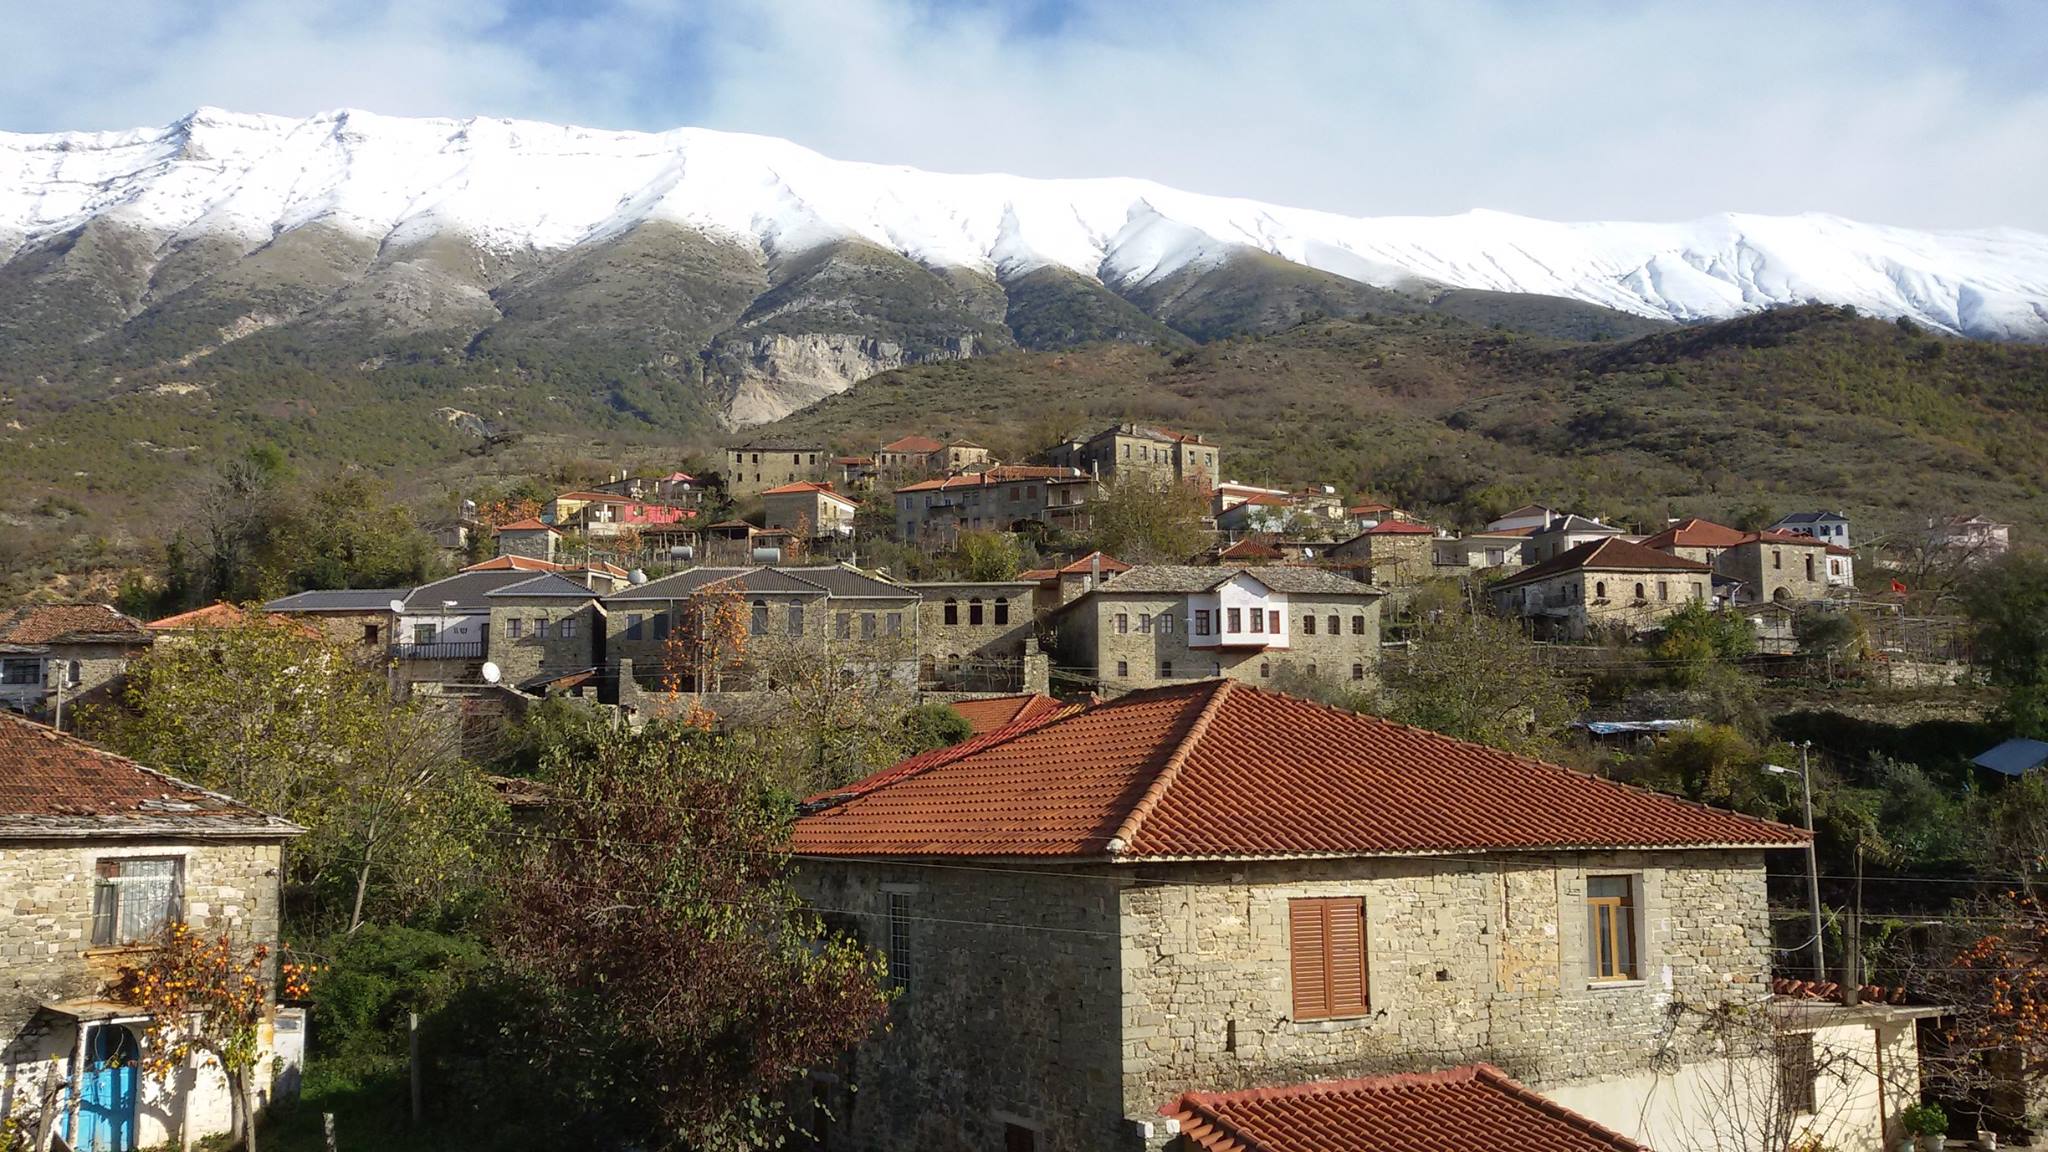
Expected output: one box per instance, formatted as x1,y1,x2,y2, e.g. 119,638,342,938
718,332,978,426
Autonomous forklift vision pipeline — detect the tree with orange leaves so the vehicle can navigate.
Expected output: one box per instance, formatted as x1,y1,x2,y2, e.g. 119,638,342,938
116,924,313,1152
659,584,752,698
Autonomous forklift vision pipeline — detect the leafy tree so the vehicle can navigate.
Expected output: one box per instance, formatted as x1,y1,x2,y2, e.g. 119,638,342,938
1086,477,1212,563
899,701,973,753
493,716,889,1148
1963,553,2048,737
96,620,501,930
949,529,1024,581
1653,600,1756,687
1794,605,1863,657
1378,611,1583,755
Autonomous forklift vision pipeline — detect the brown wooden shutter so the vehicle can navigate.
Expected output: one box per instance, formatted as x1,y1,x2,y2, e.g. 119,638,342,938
1326,898,1368,1016
1289,900,1329,1019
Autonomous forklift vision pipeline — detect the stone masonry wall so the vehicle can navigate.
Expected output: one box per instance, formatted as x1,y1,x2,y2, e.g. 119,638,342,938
797,861,1128,1152
1059,594,1381,694
1117,851,1771,1120
485,599,603,686
1720,542,1831,604
911,583,1037,691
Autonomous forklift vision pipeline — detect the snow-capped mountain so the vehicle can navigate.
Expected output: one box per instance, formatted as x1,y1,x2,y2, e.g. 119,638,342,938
8,107,2046,338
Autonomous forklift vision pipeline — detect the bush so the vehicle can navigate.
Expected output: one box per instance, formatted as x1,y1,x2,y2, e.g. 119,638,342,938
310,925,490,1080
1902,1102,1948,1137
899,702,973,753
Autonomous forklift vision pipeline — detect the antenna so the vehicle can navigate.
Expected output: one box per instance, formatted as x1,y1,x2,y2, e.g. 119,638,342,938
481,662,501,685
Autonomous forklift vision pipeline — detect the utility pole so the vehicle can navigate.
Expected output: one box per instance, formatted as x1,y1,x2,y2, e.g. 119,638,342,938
1765,744,1826,982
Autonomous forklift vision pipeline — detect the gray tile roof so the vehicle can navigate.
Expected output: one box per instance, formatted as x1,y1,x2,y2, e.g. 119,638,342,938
781,564,915,599
265,588,413,613
605,566,824,602
485,574,603,599
1096,565,1380,597
401,570,541,612
1771,511,1847,526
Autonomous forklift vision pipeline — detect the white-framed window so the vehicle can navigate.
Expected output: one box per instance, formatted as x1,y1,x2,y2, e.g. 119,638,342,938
92,857,183,946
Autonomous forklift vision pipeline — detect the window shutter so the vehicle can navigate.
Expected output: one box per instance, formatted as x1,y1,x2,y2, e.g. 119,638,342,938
1289,900,1328,1018
1326,899,1368,1016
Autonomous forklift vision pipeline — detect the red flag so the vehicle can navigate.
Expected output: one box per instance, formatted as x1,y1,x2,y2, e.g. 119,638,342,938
1890,579,1909,595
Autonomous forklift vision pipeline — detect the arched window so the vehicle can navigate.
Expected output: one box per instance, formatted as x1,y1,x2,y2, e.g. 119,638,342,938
947,653,962,675
943,597,958,625
1633,582,1646,601
994,597,1009,625
1302,615,1317,635
750,600,769,635
1351,663,1365,681
1804,554,1815,581
969,597,984,626
1595,581,1607,600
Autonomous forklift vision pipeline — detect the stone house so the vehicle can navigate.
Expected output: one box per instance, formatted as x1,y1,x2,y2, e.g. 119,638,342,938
1434,529,1533,571
0,605,152,718
389,569,552,695
1326,521,1438,586
893,467,1096,544
1640,519,1833,605
907,581,1040,692
791,680,1922,1152
1020,552,1135,617
1527,514,1626,563
1048,424,1220,488
831,456,877,491
602,564,917,701
492,517,564,562
482,574,606,692
1931,514,2012,561
261,588,408,658
876,434,948,475
761,482,859,540
1489,538,1712,640
1770,511,1851,550
724,442,828,495
0,711,304,1150
1046,566,1384,694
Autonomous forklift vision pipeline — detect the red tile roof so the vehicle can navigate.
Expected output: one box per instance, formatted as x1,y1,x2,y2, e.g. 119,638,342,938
1494,538,1711,589
464,555,565,572
792,680,1804,859
1016,567,1059,582
948,693,1070,736
1057,551,1131,576
761,481,859,507
881,434,946,454
0,712,302,839
146,602,319,637
1215,538,1285,561
494,518,561,534
1365,520,1435,535
1165,1065,1650,1152
0,604,149,646
1639,517,1749,550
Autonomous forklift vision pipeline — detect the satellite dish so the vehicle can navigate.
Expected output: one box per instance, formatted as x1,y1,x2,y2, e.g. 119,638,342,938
481,662,502,685
442,599,458,610
388,599,407,615
628,568,649,585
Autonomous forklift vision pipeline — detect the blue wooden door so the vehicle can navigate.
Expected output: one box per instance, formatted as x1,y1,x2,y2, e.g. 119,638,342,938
75,1025,138,1151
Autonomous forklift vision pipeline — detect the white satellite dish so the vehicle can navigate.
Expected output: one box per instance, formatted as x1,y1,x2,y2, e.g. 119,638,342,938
388,598,407,615
481,662,501,684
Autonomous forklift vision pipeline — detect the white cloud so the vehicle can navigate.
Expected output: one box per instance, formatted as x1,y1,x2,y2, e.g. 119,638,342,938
3,0,2044,231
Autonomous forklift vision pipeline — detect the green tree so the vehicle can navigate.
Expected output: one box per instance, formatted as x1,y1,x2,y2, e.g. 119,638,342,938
1653,600,1755,688
1086,477,1213,563
96,620,501,930
899,701,973,753
1378,612,1584,755
949,529,1024,581
1963,553,2048,737
492,716,890,1148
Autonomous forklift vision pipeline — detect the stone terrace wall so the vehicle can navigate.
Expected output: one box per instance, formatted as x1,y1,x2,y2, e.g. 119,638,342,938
1117,850,1770,1119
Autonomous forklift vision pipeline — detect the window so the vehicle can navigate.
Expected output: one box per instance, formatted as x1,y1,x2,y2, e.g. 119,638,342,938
653,612,671,641
1195,610,1212,636
1632,582,1646,602
994,598,1009,626
1116,660,1129,678
534,618,550,640
1137,613,1151,635
1288,897,1368,1020
625,614,644,641
1259,662,1271,678
787,604,804,636
836,612,852,639
1775,1033,1817,1114
751,601,769,636
862,613,877,639
1116,613,1129,635
969,598,984,626
1804,555,1816,581
1269,610,1281,633
413,623,437,646
1773,550,1783,570
1328,614,1340,636
1594,580,1607,600
1693,584,1705,601
558,618,576,639
362,623,380,645
1005,1124,1037,1152
1226,608,1242,633
887,892,912,991
1249,609,1264,633
92,857,182,946
1160,661,1173,678
1350,615,1366,635
1305,663,1318,678
1657,580,1669,602
886,612,903,636
1302,615,1316,635
944,598,958,625
1352,663,1365,681
1157,612,1173,635
1586,875,1639,982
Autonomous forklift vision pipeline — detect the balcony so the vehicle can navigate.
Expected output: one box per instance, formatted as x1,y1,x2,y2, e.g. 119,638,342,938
390,642,486,661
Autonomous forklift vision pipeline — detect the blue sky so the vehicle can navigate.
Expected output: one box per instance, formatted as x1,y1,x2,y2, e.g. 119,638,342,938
5,0,2046,230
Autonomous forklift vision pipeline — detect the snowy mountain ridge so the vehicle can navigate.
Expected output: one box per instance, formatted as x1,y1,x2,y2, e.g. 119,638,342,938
5,107,2047,341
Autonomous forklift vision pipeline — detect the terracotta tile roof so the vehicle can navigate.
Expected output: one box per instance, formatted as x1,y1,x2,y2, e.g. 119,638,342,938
1016,567,1059,582
831,455,873,466
1365,520,1435,535
1165,1065,1650,1152
1826,544,1854,556
463,555,567,573
1214,538,1285,561
791,680,1805,859
1771,977,1910,1005
146,602,321,637
948,693,1069,736
1750,528,1829,547
1057,551,1132,576
0,604,149,646
986,465,1076,481
1493,538,1711,590
762,481,859,508
1639,517,1747,549
881,434,946,454
494,517,561,534
0,712,302,839
1347,502,1398,515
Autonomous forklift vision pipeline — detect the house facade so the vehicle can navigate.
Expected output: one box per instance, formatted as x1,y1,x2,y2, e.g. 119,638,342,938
0,712,303,1151
1640,519,1833,605
1326,521,1438,586
482,574,606,692
492,518,564,561
1048,424,1220,487
1527,514,1626,563
1047,566,1383,693
261,588,406,657
906,581,1041,693
791,681,1914,1152
724,443,828,495
1490,539,1712,640
893,467,1097,543
1770,511,1851,549
761,482,859,539
0,605,152,717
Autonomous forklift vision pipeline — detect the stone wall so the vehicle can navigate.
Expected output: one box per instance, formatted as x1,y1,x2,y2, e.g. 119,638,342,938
1054,593,1381,694
795,860,1130,1152
725,446,827,495
485,599,603,686
1720,542,1831,605
910,583,1037,692
1116,851,1771,1119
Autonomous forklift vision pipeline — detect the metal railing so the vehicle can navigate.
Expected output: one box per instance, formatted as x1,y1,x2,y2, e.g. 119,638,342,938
389,642,486,661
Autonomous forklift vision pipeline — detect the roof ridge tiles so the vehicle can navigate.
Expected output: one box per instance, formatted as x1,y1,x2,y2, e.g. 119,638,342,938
1107,680,1235,854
